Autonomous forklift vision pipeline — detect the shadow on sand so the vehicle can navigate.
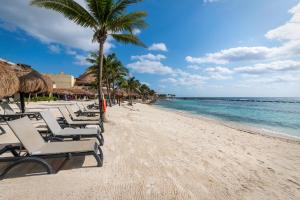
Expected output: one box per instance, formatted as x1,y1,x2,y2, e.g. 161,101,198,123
0,156,89,179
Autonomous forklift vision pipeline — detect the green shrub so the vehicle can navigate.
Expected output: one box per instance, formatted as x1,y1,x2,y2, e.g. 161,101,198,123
25,96,57,102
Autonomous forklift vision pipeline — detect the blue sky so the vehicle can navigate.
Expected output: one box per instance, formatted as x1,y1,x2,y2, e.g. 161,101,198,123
0,0,300,97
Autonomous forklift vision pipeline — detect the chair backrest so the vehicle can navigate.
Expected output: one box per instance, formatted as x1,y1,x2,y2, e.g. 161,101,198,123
8,97,14,103
65,105,78,119
82,103,90,111
58,107,73,124
40,110,62,135
0,106,4,115
10,103,23,112
75,102,83,111
0,102,16,115
76,102,87,111
7,117,45,154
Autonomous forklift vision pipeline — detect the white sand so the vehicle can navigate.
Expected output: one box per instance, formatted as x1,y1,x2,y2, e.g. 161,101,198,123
0,102,300,200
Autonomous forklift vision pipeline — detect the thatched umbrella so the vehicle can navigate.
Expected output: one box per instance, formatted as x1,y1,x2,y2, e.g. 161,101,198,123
75,72,96,86
10,63,53,112
0,62,20,99
19,70,53,94
53,87,96,99
115,89,127,97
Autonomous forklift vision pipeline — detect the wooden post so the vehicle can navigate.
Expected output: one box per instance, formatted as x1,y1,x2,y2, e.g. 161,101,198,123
20,92,25,113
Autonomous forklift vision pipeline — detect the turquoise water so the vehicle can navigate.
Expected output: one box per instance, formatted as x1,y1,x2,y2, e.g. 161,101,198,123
155,97,300,138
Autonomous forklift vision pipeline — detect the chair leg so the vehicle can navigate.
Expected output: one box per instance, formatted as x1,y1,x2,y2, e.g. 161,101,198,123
96,133,104,146
0,157,54,180
92,150,103,167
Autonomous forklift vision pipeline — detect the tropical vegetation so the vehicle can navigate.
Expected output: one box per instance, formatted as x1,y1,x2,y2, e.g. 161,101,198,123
86,52,156,106
31,0,148,119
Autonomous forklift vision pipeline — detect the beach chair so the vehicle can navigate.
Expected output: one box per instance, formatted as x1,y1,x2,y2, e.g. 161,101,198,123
0,117,103,179
65,105,99,121
0,102,41,120
75,103,100,117
58,107,104,133
77,102,100,113
40,110,104,146
0,126,5,135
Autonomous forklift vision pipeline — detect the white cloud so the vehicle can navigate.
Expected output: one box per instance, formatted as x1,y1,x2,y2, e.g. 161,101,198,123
186,3,300,65
187,65,202,70
241,73,300,85
0,0,113,52
203,0,220,3
161,73,206,87
131,53,166,61
132,28,141,35
186,46,273,65
65,48,89,66
148,43,168,52
127,60,174,74
205,66,233,74
74,54,90,66
204,66,233,80
48,44,61,54
265,3,300,41
234,60,300,74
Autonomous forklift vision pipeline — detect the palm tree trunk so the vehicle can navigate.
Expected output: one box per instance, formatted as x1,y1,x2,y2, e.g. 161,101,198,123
98,41,105,121
112,81,116,104
106,80,112,107
20,92,25,113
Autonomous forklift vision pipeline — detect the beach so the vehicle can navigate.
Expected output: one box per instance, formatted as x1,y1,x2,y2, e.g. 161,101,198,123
0,102,300,200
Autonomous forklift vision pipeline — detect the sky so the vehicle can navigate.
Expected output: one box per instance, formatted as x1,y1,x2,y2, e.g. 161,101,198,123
0,0,300,97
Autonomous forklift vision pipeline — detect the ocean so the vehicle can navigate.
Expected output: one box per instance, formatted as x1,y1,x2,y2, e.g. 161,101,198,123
155,97,300,138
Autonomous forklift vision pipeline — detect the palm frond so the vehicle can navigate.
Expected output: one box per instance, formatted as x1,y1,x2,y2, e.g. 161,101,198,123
109,0,143,17
85,0,105,22
108,11,147,33
31,0,98,28
111,33,146,47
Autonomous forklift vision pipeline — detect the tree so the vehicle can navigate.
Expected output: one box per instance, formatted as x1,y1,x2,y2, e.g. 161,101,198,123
139,83,151,100
87,53,128,106
127,77,140,105
31,0,147,120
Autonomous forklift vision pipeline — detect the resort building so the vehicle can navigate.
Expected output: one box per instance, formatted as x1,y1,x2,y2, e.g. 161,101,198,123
45,72,75,88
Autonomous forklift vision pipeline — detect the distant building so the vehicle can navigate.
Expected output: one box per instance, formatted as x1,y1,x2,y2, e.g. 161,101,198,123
45,72,75,88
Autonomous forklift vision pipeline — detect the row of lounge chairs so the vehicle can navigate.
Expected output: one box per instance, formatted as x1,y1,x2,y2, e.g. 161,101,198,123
0,102,41,121
0,101,104,179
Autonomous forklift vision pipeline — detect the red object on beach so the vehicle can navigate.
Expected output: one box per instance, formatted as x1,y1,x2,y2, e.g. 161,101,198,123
102,98,107,113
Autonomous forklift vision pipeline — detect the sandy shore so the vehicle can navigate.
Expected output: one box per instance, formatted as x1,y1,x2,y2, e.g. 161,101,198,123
0,102,300,200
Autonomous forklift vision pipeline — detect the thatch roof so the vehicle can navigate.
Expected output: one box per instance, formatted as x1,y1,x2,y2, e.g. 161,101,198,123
0,62,20,98
53,87,96,96
75,72,96,86
2,61,53,94
115,89,128,97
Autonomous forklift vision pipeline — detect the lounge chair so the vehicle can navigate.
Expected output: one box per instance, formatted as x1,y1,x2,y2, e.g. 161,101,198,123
76,102,100,114
0,117,103,179
58,107,104,133
40,110,104,146
0,102,41,121
0,126,5,135
65,105,100,121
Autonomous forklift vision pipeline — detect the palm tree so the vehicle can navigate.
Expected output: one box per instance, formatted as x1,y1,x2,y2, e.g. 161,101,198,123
31,0,147,119
87,53,128,106
139,83,150,100
127,77,140,105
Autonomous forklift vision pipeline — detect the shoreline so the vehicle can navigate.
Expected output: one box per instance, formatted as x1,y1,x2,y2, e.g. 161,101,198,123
153,104,300,144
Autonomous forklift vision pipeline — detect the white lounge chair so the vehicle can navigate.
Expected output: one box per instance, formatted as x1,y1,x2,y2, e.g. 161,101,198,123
0,117,103,179
58,107,104,133
40,110,104,146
